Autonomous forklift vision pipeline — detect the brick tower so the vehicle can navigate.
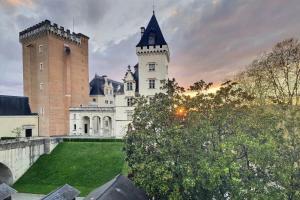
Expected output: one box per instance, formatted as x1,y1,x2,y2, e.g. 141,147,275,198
19,20,90,136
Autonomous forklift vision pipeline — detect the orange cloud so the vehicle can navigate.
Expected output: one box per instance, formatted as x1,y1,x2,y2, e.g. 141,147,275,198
6,0,34,7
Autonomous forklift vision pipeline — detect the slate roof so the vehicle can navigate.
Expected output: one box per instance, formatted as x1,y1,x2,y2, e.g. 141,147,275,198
84,175,148,200
90,75,124,95
0,183,17,200
136,13,167,47
41,184,80,200
0,95,34,116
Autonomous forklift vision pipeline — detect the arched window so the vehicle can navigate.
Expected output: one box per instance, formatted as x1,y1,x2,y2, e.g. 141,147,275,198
148,33,155,45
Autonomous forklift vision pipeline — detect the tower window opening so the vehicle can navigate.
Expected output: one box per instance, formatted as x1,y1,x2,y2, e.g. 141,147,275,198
40,63,43,71
149,63,155,71
39,45,43,53
149,33,156,45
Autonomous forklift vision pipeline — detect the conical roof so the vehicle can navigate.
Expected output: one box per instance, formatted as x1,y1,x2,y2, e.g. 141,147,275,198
136,13,167,47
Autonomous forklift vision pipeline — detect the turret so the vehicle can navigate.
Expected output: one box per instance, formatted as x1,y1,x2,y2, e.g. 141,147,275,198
136,13,170,97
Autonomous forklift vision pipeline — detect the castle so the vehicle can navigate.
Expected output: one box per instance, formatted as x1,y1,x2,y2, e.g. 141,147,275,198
19,12,169,138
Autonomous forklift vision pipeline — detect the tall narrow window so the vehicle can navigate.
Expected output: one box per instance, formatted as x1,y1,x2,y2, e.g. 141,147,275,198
39,83,44,90
149,63,155,71
127,82,133,91
40,107,44,116
74,124,77,130
149,79,155,89
127,98,134,106
40,62,43,71
39,45,43,53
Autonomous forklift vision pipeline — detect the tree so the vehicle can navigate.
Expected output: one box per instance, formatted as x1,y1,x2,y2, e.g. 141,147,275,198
237,38,300,105
12,127,23,139
125,78,300,199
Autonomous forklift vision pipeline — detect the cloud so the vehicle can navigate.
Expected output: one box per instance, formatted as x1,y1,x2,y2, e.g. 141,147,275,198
4,0,34,7
1,0,300,96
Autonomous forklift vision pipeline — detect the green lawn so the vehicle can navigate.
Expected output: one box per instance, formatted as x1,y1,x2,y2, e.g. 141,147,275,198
13,141,127,196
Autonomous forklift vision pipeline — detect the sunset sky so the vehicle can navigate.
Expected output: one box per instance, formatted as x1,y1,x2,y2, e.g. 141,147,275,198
1,0,300,95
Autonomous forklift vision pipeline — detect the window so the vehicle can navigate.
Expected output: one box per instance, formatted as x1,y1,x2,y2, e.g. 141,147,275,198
127,82,133,91
39,45,43,53
25,129,32,137
39,83,44,90
149,33,155,45
149,79,155,89
110,101,113,104
127,98,134,106
149,63,155,71
74,124,76,130
110,90,112,95
73,114,76,119
105,121,109,127
40,62,43,71
105,100,108,104
40,107,44,116
93,98,96,102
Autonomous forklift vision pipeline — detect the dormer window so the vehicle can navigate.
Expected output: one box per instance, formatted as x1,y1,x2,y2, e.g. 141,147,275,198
149,63,155,71
148,33,155,45
127,82,133,91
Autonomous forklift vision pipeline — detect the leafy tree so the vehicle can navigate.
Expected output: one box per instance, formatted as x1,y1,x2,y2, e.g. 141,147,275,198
237,38,300,105
125,78,300,199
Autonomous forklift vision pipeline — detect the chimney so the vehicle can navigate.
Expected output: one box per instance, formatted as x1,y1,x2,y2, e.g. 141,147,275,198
141,27,145,37
102,75,108,83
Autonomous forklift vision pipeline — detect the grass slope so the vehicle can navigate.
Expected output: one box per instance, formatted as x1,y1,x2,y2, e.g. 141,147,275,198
13,142,126,196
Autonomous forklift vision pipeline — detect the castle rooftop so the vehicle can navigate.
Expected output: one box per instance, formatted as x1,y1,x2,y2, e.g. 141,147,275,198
19,19,89,44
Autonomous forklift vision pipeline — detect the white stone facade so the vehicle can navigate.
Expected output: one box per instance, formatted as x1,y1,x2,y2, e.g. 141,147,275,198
69,13,170,138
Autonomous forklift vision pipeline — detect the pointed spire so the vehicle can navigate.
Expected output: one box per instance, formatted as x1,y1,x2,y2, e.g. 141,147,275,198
136,13,167,47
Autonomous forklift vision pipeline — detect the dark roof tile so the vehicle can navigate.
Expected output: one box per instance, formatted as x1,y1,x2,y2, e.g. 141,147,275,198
90,75,124,95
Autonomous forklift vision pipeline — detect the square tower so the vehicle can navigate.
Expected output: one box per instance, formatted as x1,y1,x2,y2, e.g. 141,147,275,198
19,20,90,136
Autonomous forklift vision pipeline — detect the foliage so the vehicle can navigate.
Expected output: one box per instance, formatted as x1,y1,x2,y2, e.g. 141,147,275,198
237,38,300,105
125,75,300,199
14,142,127,196
11,127,23,138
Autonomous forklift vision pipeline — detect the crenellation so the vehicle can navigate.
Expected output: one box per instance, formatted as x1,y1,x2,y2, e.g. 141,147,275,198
19,19,85,45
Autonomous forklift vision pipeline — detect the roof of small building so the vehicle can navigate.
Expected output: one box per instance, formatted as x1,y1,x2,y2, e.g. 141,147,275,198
90,75,124,95
41,184,80,200
0,183,17,200
136,13,167,47
0,95,34,116
84,175,148,200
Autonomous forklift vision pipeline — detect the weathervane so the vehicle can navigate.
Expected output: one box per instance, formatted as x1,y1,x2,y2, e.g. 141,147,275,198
153,0,155,14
